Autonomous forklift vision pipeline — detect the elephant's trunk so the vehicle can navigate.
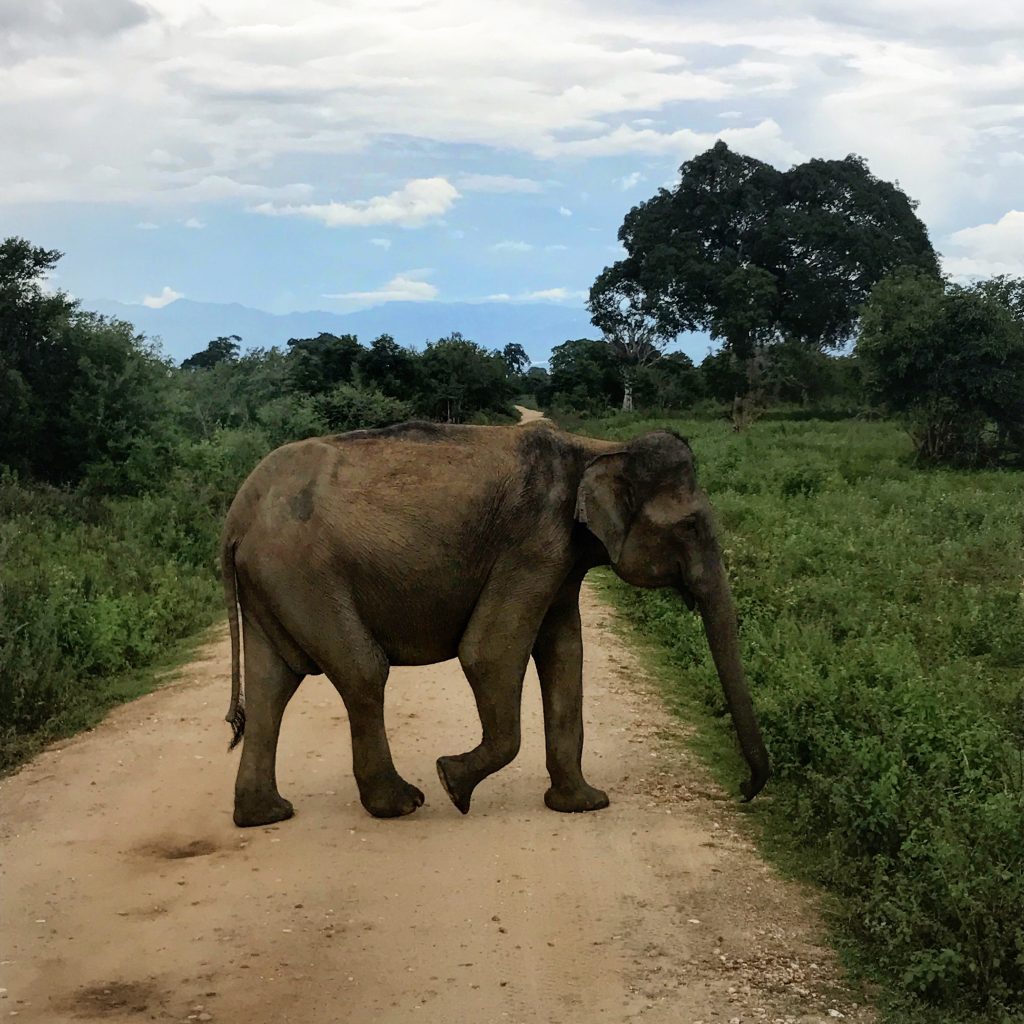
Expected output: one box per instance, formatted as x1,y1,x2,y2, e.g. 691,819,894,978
693,574,770,800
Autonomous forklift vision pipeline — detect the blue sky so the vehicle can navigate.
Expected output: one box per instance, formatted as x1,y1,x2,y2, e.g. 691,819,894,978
4,0,1023,354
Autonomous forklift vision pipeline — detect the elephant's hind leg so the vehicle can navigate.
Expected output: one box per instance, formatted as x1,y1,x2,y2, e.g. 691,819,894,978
233,616,303,828
320,621,424,819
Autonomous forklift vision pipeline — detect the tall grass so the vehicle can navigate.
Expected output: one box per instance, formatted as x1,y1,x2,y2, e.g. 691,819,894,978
577,414,1024,1020
0,428,268,769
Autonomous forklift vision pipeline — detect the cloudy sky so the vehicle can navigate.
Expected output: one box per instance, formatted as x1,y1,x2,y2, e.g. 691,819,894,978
3,0,1023,321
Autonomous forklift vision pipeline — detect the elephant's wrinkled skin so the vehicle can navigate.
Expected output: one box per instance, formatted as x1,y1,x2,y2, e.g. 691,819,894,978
221,420,769,827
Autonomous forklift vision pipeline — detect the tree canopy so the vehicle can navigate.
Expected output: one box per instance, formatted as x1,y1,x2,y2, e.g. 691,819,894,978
593,142,940,361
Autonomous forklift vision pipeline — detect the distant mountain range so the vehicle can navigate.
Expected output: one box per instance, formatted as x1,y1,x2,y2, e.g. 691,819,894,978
88,297,599,365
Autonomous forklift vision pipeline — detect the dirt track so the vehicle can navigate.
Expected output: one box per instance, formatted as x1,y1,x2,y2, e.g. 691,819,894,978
1,410,870,1024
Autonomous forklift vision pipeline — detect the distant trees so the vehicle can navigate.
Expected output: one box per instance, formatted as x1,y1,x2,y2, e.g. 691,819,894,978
417,333,516,422
286,332,363,395
180,335,241,370
540,338,623,413
591,141,939,415
859,271,1024,464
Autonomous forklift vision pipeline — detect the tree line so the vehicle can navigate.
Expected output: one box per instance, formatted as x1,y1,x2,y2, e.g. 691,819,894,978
3,141,1023,501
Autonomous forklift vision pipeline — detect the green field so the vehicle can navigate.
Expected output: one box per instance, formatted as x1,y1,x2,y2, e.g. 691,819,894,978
573,413,1024,1021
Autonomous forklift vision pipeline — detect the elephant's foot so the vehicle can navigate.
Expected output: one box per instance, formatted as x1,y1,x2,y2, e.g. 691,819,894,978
544,782,610,813
436,755,475,815
359,776,425,819
233,791,294,828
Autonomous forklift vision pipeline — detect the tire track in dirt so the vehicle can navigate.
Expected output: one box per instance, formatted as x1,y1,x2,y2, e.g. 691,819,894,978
1,583,870,1024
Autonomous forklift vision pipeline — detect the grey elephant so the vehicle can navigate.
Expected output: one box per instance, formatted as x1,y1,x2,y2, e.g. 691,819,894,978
220,420,769,827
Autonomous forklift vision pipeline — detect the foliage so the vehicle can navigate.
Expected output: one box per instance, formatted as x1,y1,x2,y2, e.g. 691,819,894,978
587,276,670,410
634,351,704,410
416,332,516,422
286,332,363,395
180,334,241,370
501,342,530,376
539,337,623,413
575,413,1024,1019
596,142,939,367
355,333,420,401
313,383,413,432
0,238,176,487
859,270,1024,465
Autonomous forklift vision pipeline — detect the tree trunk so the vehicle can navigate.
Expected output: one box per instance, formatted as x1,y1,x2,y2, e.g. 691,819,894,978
621,367,635,412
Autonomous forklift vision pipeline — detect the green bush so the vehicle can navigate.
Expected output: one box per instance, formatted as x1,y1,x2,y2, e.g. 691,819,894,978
313,383,414,432
576,415,1024,1019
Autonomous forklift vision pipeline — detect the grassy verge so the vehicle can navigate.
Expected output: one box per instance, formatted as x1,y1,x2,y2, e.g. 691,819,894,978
0,428,268,773
572,413,1024,1023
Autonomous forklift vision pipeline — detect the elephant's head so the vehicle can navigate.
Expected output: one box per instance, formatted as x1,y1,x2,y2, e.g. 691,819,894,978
576,430,770,800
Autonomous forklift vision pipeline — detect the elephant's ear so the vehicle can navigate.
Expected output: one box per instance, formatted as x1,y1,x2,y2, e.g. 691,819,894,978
575,451,632,562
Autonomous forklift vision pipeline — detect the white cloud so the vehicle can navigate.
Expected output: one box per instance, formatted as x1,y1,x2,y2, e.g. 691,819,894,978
326,272,439,305
558,206,573,217
142,285,182,308
4,0,1024,254
183,217,205,229
482,287,585,303
252,178,458,228
550,118,804,166
524,287,584,301
546,243,568,251
457,173,543,193
370,237,392,249
491,240,533,252
618,171,645,190
942,210,1024,278
136,221,159,230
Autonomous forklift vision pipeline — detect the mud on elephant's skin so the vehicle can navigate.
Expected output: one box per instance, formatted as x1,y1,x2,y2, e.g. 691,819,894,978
220,419,770,827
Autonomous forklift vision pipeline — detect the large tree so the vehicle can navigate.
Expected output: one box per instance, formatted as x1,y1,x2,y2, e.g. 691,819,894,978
587,277,669,411
592,141,939,402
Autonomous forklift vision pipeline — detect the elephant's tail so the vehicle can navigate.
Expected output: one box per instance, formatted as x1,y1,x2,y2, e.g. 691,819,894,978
221,535,246,751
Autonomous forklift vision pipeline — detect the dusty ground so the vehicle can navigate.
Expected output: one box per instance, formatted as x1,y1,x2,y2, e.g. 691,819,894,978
1,408,872,1023
1,593,871,1024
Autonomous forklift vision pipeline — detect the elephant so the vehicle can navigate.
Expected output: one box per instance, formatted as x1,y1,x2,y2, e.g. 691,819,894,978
220,419,769,827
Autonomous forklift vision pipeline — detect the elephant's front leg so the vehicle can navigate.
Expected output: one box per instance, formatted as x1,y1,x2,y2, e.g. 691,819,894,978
533,579,609,813
436,571,554,814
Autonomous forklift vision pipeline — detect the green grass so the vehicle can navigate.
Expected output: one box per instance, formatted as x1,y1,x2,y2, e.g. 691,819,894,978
0,428,269,773
573,414,1024,1023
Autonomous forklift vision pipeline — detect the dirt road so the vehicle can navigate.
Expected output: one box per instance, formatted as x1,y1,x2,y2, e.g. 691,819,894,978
2,410,868,1022
1,585,869,1024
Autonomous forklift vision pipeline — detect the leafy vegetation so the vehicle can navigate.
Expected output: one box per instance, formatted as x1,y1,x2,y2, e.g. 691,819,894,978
860,270,1024,465
574,412,1024,1021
